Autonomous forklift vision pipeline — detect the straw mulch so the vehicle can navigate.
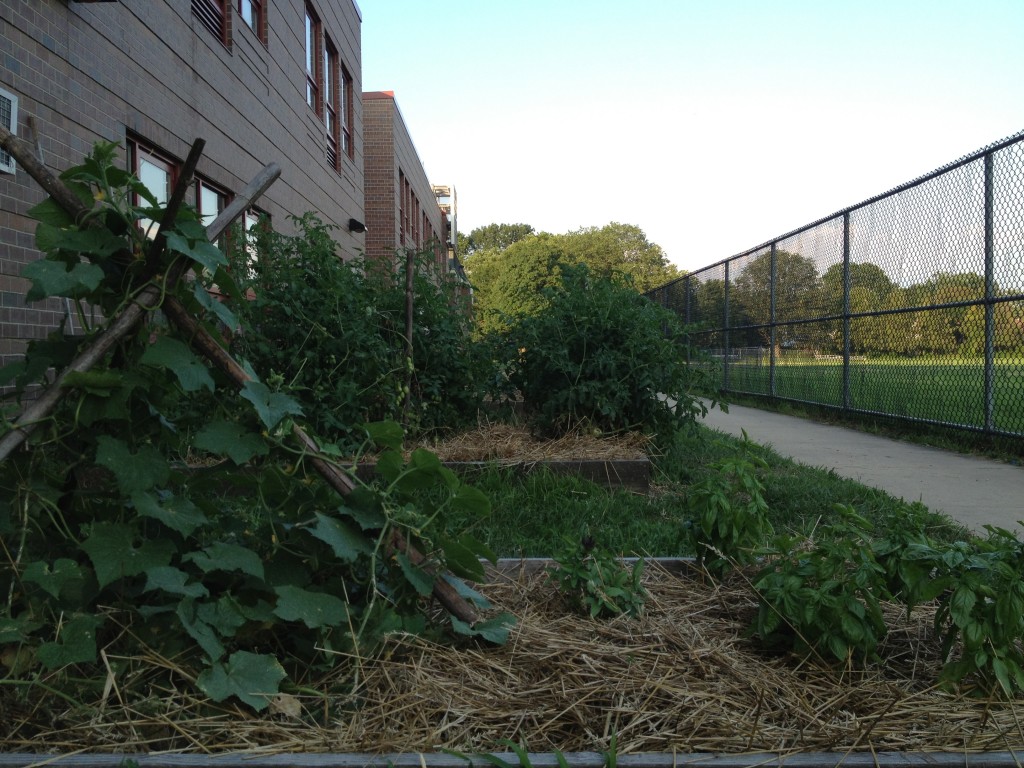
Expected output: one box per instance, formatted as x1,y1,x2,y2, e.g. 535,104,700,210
409,423,651,463
6,562,1022,755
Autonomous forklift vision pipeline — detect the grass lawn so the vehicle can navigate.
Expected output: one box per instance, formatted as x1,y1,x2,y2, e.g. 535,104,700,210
443,422,971,558
722,355,1024,434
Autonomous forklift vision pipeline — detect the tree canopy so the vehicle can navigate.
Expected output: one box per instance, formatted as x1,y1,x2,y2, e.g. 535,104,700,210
462,221,681,333
462,223,535,254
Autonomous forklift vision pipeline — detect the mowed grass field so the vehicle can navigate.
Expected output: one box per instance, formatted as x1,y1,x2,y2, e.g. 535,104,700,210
721,354,1024,434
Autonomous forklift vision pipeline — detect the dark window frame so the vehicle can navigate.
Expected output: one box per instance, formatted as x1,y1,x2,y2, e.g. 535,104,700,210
304,4,323,115
128,138,179,240
237,0,267,45
324,36,340,171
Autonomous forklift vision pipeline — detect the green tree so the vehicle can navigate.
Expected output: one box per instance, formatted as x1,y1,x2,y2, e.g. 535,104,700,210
905,272,986,354
821,262,896,311
690,278,727,349
464,234,566,334
821,263,897,354
561,222,682,292
731,250,821,350
463,223,535,254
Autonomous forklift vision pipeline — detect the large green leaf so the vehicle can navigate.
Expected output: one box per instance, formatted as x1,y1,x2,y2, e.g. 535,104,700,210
165,230,227,273
132,492,208,537
94,436,170,495
185,542,265,580
36,613,103,670
192,283,239,331
441,572,491,609
272,585,349,628
440,535,487,582
22,558,85,600
396,553,435,596
194,420,269,464
81,522,175,589
451,484,492,517
196,651,287,711
374,450,404,484
0,615,43,644
307,512,373,562
144,566,209,599
950,586,977,628
140,336,215,393
35,223,126,260
177,599,225,662
22,259,104,301
240,380,304,430
28,197,75,227
395,450,453,493
363,421,404,451
341,498,386,531
449,612,515,645
198,594,249,638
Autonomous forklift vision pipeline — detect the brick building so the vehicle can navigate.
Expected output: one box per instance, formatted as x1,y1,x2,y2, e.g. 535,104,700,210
362,90,449,268
0,0,365,366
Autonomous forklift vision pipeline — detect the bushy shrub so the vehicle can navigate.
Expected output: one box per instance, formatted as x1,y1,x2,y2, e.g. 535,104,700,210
495,264,715,437
229,215,489,447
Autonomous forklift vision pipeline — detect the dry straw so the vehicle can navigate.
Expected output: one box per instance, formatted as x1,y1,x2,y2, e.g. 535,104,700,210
5,562,1023,755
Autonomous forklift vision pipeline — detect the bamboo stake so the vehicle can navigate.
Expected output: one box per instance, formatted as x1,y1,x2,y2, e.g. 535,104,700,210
0,125,477,624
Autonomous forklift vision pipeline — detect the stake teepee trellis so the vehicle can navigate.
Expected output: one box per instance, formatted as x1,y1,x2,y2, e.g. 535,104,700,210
0,126,477,624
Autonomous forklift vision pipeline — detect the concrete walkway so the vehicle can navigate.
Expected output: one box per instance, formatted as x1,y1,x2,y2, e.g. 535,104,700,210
699,402,1024,534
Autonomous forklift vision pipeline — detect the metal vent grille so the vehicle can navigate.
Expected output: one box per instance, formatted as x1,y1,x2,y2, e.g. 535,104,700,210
191,0,225,44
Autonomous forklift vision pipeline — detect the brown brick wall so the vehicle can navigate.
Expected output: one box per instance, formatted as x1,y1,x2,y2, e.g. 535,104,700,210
362,91,446,269
0,0,364,363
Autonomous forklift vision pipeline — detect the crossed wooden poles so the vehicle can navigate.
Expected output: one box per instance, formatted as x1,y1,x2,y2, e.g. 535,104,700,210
0,127,477,624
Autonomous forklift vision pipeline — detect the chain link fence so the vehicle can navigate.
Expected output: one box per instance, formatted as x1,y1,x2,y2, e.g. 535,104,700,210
646,130,1024,437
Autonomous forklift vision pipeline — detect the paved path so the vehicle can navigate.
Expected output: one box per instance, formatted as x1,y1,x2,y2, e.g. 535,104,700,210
699,402,1024,534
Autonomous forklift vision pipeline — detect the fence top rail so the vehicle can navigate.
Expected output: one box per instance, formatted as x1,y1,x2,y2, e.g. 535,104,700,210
649,127,1024,295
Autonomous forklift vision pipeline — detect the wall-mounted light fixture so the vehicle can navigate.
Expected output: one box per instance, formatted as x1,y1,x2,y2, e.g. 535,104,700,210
348,218,367,233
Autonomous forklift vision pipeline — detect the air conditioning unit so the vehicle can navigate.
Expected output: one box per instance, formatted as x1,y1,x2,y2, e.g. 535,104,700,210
0,87,17,174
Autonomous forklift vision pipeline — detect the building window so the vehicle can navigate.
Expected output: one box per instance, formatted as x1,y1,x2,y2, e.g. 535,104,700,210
340,64,353,158
238,0,266,44
242,207,268,271
192,0,229,45
398,170,406,245
197,178,229,251
304,4,322,114
129,139,177,240
0,86,17,174
324,37,339,170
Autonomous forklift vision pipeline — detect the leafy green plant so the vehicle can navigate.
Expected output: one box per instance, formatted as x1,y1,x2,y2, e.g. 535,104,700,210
229,216,490,447
495,264,715,437
751,505,891,662
547,536,647,619
0,143,509,714
929,526,1024,696
684,431,773,574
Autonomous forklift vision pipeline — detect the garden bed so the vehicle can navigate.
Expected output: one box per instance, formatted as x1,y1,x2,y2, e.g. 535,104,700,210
4,561,1022,755
358,424,653,493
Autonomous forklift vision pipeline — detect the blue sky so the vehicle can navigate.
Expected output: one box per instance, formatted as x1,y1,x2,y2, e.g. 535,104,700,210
359,1,1024,272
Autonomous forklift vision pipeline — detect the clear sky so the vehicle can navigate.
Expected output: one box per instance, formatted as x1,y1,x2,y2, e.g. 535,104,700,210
359,0,1024,272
